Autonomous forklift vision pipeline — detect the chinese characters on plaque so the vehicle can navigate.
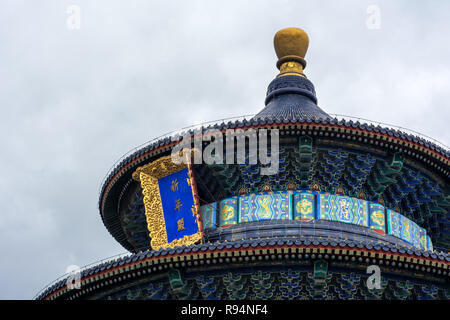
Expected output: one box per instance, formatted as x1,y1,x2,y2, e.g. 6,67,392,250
157,168,200,244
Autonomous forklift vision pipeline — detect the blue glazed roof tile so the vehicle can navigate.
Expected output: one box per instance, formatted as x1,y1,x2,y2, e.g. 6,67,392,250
37,235,450,300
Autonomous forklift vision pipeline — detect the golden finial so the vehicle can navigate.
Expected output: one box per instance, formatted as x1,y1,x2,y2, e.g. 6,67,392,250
273,27,309,77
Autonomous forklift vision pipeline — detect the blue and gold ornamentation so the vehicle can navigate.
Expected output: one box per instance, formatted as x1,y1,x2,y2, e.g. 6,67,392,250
386,209,402,239
219,197,238,226
132,153,203,250
200,191,433,251
400,215,412,243
239,192,290,222
201,203,217,229
426,235,433,252
293,192,315,220
318,194,368,227
369,203,386,234
419,227,427,251
410,221,421,248
387,209,427,249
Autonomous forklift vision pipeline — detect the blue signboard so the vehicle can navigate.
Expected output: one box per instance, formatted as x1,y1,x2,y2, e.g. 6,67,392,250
158,168,199,243
132,154,203,250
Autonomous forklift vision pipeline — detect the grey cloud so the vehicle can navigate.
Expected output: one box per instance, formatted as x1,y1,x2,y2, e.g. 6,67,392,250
0,0,448,299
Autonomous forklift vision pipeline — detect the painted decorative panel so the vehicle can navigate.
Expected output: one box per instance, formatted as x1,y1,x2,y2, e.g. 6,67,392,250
201,202,217,229
419,227,427,251
426,235,433,251
239,192,291,223
293,192,315,221
400,215,412,244
219,197,238,226
369,203,386,234
410,221,421,248
386,209,402,239
318,194,368,227
201,190,433,251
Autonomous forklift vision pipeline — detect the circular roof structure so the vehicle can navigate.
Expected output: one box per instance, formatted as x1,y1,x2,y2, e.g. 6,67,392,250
36,27,450,301
97,28,450,253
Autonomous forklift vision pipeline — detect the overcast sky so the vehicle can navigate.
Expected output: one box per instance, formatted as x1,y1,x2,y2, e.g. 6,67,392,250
1,0,449,299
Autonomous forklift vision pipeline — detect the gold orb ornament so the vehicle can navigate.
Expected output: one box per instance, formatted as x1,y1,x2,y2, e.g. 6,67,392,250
273,27,309,77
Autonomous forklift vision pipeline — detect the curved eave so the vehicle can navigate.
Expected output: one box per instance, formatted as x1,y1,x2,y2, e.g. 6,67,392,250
98,118,450,250
37,237,450,300
101,119,450,212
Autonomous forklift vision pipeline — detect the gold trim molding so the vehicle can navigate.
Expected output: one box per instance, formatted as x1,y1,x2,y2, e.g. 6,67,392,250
132,152,203,250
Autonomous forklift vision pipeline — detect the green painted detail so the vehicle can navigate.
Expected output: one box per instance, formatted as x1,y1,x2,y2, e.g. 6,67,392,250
168,269,183,290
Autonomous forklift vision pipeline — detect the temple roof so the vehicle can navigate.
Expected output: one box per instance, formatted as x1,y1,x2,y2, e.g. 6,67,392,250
254,75,330,120
254,27,330,121
35,236,450,300
97,27,450,254
98,119,450,252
